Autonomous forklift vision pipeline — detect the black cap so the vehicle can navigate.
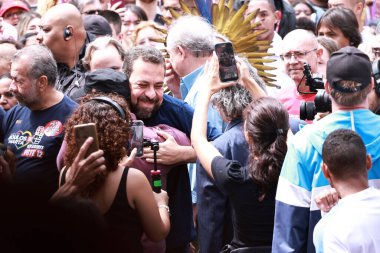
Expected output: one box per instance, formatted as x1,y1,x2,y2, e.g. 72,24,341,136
84,68,130,100
83,15,113,37
326,46,372,93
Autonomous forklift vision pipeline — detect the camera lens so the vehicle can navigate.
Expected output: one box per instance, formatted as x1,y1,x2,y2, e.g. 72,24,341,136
314,90,331,113
300,101,316,121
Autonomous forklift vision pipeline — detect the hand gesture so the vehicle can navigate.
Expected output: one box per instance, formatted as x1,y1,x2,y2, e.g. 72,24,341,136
143,130,186,165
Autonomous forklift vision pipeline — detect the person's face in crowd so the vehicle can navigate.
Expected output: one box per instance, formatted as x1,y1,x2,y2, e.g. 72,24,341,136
282,39,319,84
2,7,25,26
36,14,65,62
89,45,124,71
26,17,41,33
317,23,350,48
0,78,18,110
81,0,103,15
121,10,141,38
328,0,357,11
129,57,165,119
9,57,41,109
162,0,184,23
294,3,313,20
135,26,164,49
246,0,280,41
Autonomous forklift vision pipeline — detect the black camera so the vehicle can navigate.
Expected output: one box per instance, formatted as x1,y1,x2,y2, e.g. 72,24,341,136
300,63,330,120
303,63,325,92
372,59,380,96
300,90,332,120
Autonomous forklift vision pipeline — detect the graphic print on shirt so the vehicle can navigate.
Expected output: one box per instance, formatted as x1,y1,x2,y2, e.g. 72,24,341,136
7,120,63,159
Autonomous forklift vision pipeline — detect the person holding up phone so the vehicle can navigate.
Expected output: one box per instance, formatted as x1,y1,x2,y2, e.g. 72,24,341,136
191,55,289,252
61,93,170,253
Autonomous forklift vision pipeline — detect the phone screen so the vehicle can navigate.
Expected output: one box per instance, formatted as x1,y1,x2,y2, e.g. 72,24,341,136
74,123,99,158
215,42,239,82
131,120,144,157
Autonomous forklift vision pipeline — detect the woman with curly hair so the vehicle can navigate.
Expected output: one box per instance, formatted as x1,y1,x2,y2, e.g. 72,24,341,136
61,93,170,253
191,56,289,252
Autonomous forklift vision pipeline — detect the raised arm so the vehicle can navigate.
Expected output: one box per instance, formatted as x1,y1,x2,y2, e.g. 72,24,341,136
190,55,234,177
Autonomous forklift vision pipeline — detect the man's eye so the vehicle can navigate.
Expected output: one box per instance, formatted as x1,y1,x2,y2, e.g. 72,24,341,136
294,52,305,57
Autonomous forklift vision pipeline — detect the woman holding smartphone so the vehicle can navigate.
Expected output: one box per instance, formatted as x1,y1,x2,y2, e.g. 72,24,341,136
191,55,289,252
61,93,170,253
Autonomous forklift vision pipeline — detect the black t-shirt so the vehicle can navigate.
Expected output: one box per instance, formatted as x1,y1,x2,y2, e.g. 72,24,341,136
211,156,276,248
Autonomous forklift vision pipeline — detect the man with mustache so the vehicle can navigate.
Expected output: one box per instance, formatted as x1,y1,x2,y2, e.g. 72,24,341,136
123,45,219,253
276,29,323,119
1,45,77,200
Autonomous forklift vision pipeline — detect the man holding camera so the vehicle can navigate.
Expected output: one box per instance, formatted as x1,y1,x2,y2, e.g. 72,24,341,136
272,46,380,253
276,29,323,119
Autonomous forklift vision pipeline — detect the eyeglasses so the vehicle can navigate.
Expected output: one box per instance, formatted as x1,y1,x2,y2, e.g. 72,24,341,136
4,10,23,19
280,48,317,61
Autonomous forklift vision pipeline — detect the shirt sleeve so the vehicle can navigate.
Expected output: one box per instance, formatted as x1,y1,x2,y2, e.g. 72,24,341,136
211,156,245,195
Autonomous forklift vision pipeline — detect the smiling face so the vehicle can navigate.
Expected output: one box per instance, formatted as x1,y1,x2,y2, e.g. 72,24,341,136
128,57,165,119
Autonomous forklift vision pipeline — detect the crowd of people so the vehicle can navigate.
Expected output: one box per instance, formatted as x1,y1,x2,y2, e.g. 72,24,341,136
0,0,380,252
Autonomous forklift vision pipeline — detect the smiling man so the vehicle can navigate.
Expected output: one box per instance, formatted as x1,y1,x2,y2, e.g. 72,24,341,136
276,29,323,118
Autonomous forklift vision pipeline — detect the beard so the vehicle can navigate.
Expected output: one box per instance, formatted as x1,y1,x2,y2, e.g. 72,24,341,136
131,95,161,119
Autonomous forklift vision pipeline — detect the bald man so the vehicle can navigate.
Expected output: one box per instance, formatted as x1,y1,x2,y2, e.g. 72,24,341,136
0,42,18,76
276,29,323,118
37,3,95,97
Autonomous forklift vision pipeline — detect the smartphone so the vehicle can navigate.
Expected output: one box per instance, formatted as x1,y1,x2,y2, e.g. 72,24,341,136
74,123,99,158
131,120,144,157
215,42,239,82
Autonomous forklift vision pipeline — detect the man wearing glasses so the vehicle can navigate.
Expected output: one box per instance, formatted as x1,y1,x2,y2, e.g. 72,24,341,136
276,29,323,118
0,0,30,26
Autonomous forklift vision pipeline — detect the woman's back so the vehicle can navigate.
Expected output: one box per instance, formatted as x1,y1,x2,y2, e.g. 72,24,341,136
211,157,276,248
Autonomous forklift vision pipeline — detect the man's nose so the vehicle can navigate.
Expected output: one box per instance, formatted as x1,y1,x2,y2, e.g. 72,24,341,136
144,85,156,99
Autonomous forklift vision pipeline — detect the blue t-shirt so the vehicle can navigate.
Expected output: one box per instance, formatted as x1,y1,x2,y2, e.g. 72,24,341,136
144,94,220,140
2,96,77,199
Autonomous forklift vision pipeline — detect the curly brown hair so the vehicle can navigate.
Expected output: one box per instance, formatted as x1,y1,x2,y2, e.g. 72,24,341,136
64,93,132,195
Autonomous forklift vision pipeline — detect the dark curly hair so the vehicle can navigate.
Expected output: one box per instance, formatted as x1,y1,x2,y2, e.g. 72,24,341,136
244,97,289,200
64,93,132,196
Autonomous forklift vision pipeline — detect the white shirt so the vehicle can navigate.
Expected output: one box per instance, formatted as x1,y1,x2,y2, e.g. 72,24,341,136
314,187,380,253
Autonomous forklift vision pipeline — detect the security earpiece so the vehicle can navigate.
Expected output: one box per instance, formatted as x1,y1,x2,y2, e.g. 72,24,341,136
63,27,72,40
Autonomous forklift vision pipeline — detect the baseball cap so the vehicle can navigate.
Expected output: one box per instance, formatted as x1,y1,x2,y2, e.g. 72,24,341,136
0,0,30,17
86,68,130,98
83,15,113,37
326,46,372,93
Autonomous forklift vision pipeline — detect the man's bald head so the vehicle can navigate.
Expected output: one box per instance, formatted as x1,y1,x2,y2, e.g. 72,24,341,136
283,29,318,48
37,3,87,67
282,29,321,86
0,43,18,76
42,3,84,31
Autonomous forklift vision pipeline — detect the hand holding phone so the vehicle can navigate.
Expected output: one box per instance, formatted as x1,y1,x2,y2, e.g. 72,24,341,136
215,42,239,82
74,123,100,158
131,120,144,157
